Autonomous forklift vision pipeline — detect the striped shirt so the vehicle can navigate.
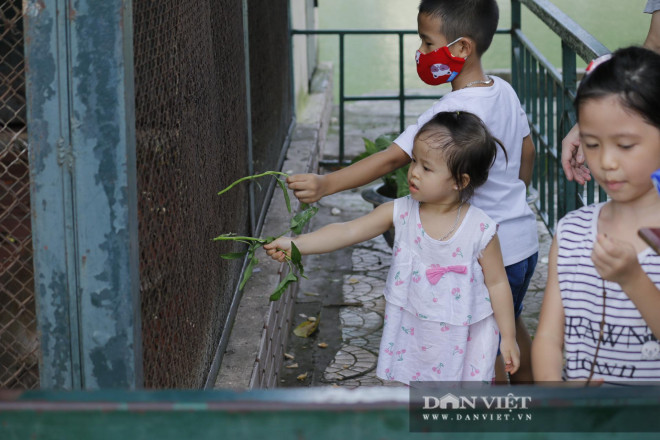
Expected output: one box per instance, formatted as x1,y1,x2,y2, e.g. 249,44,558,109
557,203,660,383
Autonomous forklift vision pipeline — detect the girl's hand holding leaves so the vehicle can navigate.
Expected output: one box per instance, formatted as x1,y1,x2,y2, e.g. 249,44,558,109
214,171,317,301
264,238,291,262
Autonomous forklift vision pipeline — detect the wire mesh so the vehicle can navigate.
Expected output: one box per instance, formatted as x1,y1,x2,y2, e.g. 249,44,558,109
0,0,39,390
247,0,294,218
1,0,294,390
133,0,251,388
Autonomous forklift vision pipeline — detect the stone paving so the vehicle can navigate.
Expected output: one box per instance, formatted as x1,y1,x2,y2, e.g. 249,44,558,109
280,186,552,389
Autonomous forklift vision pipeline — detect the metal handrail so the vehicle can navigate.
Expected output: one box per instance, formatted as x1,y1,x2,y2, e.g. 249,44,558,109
512,0,609,233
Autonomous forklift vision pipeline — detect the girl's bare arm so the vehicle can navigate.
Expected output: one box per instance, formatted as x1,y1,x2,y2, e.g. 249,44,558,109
479,235,520,374
531,237,565,381
264,202,394,260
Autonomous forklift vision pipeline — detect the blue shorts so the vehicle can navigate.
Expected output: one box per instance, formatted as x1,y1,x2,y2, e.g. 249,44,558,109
505,252,538,319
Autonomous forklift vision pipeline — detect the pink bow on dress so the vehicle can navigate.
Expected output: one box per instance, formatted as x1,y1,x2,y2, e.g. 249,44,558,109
425,264,468,285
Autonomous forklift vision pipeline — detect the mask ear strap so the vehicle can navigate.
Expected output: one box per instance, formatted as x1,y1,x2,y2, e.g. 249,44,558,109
447,37,463,47
446,37,467,60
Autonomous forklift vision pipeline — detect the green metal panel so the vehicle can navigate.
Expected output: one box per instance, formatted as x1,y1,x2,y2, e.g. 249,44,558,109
510,0,610,232
2,387,660,439
560,41,578,215
24,0,141,389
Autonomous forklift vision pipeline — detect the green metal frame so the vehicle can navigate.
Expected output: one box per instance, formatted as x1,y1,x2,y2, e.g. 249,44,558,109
292,0,611,234
8,0,660,432
2,386,660,438
512,0,609,234
291,29,440,166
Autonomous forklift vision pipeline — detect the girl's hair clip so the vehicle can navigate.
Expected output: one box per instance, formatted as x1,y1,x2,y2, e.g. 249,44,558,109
586,53,612,74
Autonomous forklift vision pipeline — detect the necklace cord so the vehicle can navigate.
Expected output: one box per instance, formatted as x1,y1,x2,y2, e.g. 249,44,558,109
438,202,464,241
463,75,493,89
586,279,607,385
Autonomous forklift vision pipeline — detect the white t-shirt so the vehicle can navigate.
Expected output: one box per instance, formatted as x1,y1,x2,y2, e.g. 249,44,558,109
394,76,538,266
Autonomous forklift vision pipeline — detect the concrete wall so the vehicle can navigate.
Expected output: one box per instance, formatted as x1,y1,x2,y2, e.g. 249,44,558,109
290,0,318,112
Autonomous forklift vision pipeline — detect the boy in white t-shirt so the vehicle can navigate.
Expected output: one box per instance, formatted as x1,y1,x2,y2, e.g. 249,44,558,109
287,0,538,383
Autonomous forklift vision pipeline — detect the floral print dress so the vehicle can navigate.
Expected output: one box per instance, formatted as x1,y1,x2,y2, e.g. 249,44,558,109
376,196,500,384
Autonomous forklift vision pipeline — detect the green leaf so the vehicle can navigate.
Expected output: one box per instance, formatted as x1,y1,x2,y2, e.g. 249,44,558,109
394,166,410,198
239,255,259,290
276,178,292,213
363,137,378,155
269,271,298,301
290,242,302,266
375,132,397,149
220,251,247,260
290,242,304,276
290,206,319,235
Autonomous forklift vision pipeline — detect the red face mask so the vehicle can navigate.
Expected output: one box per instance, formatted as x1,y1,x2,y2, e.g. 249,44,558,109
416,37,466,86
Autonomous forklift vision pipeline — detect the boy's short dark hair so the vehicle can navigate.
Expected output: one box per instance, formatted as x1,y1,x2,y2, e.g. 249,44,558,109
418,0,499,56
415,111,506,202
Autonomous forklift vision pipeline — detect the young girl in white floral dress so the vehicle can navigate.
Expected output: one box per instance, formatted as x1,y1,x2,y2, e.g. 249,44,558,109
265,111,519,384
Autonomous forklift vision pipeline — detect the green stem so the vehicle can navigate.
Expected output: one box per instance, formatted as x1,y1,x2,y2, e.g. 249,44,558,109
217,171,289,196
212,235,267,243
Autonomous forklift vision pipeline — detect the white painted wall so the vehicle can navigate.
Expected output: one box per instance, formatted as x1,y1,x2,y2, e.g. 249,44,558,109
290,0,318,111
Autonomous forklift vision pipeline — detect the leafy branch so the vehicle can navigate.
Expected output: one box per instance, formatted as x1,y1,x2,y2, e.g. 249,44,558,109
214,171,318,301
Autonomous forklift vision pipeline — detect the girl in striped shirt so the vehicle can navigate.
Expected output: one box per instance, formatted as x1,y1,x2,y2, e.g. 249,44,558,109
532,46,660,384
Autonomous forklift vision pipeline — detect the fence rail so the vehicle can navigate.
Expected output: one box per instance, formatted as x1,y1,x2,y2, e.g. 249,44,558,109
513,0,609,233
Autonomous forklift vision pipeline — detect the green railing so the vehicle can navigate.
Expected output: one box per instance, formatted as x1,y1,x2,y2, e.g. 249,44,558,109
290,28,506,166
292,0,610,234
512,0,609,233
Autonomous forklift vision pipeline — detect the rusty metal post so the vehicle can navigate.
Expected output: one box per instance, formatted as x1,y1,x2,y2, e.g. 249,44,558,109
24,0,142,389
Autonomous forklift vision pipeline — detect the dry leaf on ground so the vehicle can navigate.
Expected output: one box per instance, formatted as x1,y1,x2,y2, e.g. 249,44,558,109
293,315,320,338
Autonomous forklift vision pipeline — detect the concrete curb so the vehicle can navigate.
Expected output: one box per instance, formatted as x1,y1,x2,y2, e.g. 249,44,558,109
214,63,333,390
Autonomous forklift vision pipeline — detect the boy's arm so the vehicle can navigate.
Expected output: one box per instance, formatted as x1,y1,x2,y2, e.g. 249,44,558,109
287,143,411,203
264,201,394,260
531,237,565,382
479,235,520,374
519,134,536,188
